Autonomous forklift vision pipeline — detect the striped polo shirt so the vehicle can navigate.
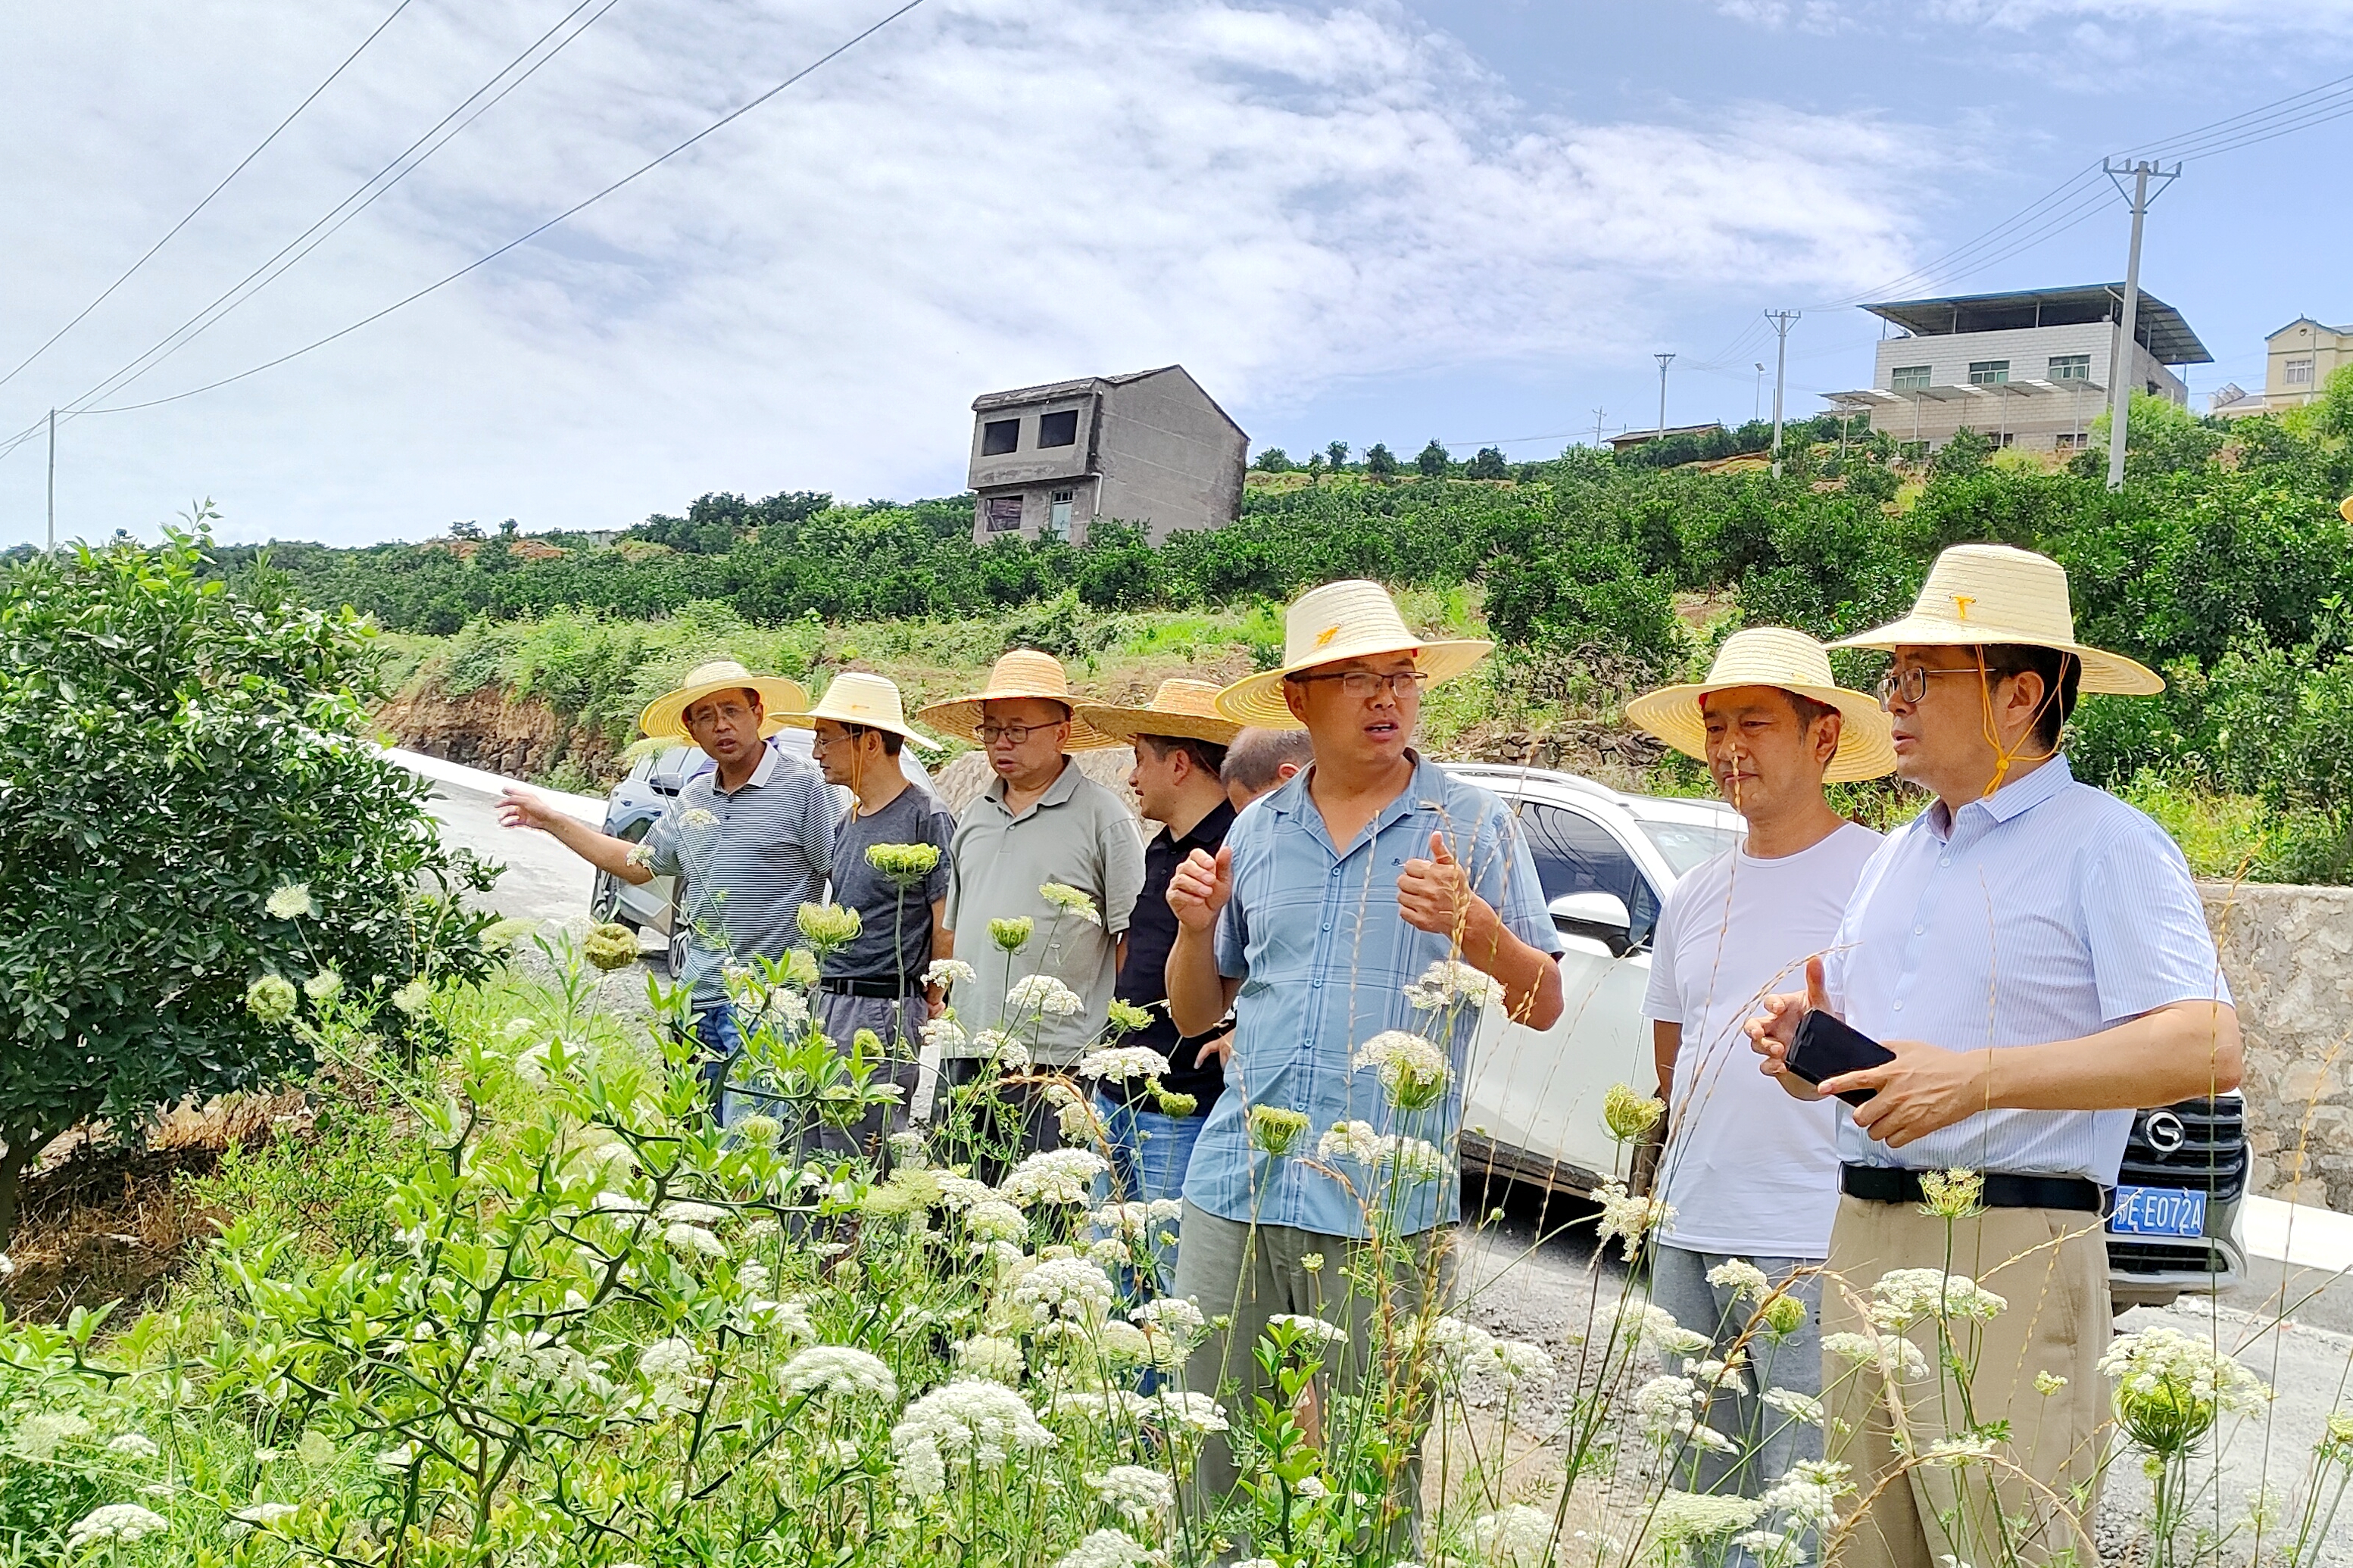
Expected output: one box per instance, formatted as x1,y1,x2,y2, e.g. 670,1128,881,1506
643,738,835,1007
1822,753,2231,1184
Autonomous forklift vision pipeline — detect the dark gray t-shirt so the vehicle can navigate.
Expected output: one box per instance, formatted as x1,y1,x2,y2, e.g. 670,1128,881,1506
824,784,956,987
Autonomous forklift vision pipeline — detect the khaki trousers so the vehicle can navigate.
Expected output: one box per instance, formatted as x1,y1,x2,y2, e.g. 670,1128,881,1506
1820,1193,2110,1568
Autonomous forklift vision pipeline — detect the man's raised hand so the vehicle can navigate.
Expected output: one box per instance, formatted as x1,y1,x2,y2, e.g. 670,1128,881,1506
1398,831,1481,937
1746,954,1833,1100
496,784,559,833
1167,844,1233,933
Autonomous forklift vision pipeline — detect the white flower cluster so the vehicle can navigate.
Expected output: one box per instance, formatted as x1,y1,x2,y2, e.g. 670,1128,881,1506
1761,1386,1826,1426
106,1432,160,1460
1312,1120,1442,1180
2099,1323,2274,1430
1012,1257,1119,1327
1001,1148,1109,1208
1823,1330,1930,1384
1652,1489,1765,1542
1007,974,1085,1017
1351,1030,1453,1109
1627,1303,1712,1359
925,959,978,989
1094,1198,1184,1241
67,1504,172,1548
1868,1267,2006,1330
954,1335,1026,1383
1403,958,1503,1012
1088,1463,1175,1520
1133,1295,1208,1355
969,1028,1033,1071
1053,1529,1152,1568
1467,1501,1556,1567
1415,1315,1551,1389
1077,1046,1172,1082
1141,1388,1229,1436
638,1336,704,1410
1706,1258,1771,1301
1595,1180,1675,1263
1634,1374,1705,1442
777,1345,899,1404
1759,1460,1853,1532
1267,1313,1350,1348
890,1380,1056,1502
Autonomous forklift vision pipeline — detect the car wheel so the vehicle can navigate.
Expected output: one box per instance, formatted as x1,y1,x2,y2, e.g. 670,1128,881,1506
589,868,629,926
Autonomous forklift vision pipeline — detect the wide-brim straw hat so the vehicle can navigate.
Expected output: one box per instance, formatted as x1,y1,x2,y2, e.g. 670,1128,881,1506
638,659,811,743
775,670,941,751
1076,679,1244,748
1624,627,1896,784
1828,543,2162,695
914,649,1117,750
1214,579,1493,730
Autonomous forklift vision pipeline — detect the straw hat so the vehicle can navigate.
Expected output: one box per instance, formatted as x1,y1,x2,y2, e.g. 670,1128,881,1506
638,659,810,742
914,649,1117,750
1214,579,1493,730
775,671,941,751
1624,628,1896,783
1829,543,2161,695
1075,679,1244,748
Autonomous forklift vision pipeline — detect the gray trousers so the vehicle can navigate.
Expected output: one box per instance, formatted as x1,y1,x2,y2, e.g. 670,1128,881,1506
1169,1201,1452,1557
1646,1243,1824,1560
797,990,925,1164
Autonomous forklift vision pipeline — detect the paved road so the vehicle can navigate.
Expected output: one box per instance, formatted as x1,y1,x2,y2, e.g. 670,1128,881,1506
428,779,601,927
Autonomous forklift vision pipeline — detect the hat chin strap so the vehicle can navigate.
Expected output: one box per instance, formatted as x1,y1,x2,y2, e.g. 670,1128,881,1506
1972,653,2062,794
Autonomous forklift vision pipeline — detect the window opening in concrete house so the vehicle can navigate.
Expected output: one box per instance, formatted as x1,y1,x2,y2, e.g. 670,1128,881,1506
2049,354,2089,381
1046,491,1074,541
1038,410,1078,447
981,419,1021,455
1891,364,1930,391
2286,357,2316,387
1968,360,2010,385
985,495,1023,533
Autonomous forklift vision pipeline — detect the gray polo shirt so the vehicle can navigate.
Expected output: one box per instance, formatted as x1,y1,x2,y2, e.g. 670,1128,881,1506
643,740,835,1007
944,759,1145,1066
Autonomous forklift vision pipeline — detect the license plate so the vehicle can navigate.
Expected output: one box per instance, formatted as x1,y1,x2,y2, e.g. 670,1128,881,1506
2109,1185,2208,1238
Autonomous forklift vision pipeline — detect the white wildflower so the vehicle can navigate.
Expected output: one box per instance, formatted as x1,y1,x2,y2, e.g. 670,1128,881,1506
966,1199,1029,1242
1403,957,1503,1012
969,1028,1031,1070
264,883,316,920
925,959,978,989
1707,1258,1771,1301
1628,1303,1712,1358
1001,1147,1109,1208
1053,1529,1151,1568
1012,1257,1119,1326
1141,1389,1229,1435
1652,1490,1765,1542
1823,1330,1930,1384
1089,1464,1175,1520
1634,1374,1704,1440
1351,1029,1452,1111
1596,1180,1674,1262
1761,1464,1852,1532
1868,1268,2006,1330
1914,1432,2000,1467
1039,882,1104,925
660,1199,729,1226
105,1433,161,1460
662,1221,727,1259
1468,1501,1555,1566
1094,1197,1184,1239
777,1345,899,1404
67,1504,171,1548
229,1501,300,1531
1006,974,1084,1017
920,1015,968,1053
889,1380,1055,1501
954,1335,1026,1383
1317,1119,1383,1164
1762,1386,1826,1426
1078,1046,1172,1082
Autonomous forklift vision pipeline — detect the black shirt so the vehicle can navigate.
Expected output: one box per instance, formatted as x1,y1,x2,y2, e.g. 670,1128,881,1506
1109,798,1237,1114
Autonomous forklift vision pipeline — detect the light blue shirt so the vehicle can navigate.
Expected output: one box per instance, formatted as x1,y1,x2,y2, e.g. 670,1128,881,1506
1822,754,2230,1184
1186,753,1563,1239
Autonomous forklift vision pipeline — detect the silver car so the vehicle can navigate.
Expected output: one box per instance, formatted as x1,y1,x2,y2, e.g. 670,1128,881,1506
1449,762,2245,1308
588,729,932,976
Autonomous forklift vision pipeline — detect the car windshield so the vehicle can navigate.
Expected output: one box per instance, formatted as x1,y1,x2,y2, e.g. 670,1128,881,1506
1635,816,1741,877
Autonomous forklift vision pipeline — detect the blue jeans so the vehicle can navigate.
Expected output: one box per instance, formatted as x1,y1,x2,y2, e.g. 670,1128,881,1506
689,1005,751,1127
1093,1095,1205,1298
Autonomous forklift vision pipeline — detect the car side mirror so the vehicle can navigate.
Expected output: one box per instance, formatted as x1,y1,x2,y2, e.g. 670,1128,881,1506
1549,890,1633,957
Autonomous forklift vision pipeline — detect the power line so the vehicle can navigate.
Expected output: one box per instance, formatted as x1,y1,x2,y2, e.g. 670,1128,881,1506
0,0,417,394
48,0,624,423
71,0,933,421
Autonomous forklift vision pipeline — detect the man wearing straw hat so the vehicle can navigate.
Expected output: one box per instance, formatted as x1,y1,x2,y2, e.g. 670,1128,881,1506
783,672,955,1158
1745,544,2242,1568
1073,679,1245,1296
919,650,1145,1158
1622,627,1894,1540
498,659,833,1121
1162,580,1565,1537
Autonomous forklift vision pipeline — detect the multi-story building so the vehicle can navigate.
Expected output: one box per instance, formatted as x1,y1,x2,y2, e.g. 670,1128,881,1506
2212,316,2351,416
965,365,1247,547
1821,284,2211,456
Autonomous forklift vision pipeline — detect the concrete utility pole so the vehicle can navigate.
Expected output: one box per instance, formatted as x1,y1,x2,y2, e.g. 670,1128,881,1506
1653,353,1674,438
2102,157,2181,491
46,410,56,553
1754,363,1766,423
1765,310,1800,478
1592,407,1607,449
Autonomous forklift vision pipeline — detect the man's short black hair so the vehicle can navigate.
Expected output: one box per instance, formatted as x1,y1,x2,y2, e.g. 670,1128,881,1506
1980,644,2080,750
1138,732,1228,778
843,722,903,757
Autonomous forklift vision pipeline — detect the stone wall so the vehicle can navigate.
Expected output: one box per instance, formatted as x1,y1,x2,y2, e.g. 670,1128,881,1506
2204,883,2353,1212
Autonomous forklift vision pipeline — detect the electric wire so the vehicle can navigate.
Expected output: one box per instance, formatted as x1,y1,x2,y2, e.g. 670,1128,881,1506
73,0,932,419
0,0,417,394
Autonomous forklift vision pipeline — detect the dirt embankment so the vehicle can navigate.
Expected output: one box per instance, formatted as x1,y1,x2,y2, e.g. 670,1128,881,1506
374,683,622,786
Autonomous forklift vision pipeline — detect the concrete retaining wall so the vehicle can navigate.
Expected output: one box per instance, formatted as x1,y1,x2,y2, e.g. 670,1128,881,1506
2204,883,2353,1212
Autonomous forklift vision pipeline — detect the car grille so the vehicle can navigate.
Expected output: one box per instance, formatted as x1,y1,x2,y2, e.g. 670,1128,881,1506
2110,1239,2236,1277
2117,1096,2246,1202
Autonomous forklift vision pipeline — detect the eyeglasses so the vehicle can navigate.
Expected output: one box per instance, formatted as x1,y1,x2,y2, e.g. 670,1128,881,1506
1284,669,1428,700
977,721,1058,745
1876,664,1982,706
810,728,863,752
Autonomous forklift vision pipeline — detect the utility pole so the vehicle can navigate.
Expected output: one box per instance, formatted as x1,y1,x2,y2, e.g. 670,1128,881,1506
1592,407,1607,450
46,409,56,553
2102,157,2180,491
1765,310,1800,478
1754,363,1765,423
1653,353,1674,440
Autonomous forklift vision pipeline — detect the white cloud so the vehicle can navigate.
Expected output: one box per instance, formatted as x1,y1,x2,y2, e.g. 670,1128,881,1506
0,0,1929,545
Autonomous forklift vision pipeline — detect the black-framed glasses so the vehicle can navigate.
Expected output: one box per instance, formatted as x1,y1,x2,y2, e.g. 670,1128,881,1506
1284,669,1428,700
976,721,1056,745
810,725,868,752
1876,664,1981,706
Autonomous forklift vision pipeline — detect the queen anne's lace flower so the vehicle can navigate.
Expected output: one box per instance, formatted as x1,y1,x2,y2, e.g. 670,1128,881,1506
889,1380,1056,1501
229,1501,300,1531
955,1335,1026,1383
925,958,978,989
1053,1529,1152,1568
67,1504,172,1548
1006,974,1084,1016
1001,1148,1109,1208
1595,1180,1674,1262
1094,1198,1184,1239
1013,1257,1119,1326
2100,1323,2273,1454
1141,1389,1229,1435
105,1433,160,1459
1089,1464,1175,1520
1707,1258,1771,1301
663,1221,727,1258
1652,1490,1765,1542
1468,1502,1555,1566
265,883,316,920
1760,1462,1852,1531
1352,1030,1452,1110
1762,1386,1826,1426
1078,1046,1172,1082
1823,1331,1930,1383
1318,1120,1383,1163
1634,1374,1705,1439
1868,1268,2006,1330
1247,1105,1309,1154
1039,882,1103,924
1403,958,1503,1012
969,1028,1032,1071
777,1345,899,1403
1627,1304,1712,1358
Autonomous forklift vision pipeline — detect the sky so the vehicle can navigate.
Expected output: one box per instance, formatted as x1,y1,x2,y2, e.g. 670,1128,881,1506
1,0,2348,548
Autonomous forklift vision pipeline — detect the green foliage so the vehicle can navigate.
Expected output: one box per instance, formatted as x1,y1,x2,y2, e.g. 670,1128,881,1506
0,531,496,1239
1415,439,1450,478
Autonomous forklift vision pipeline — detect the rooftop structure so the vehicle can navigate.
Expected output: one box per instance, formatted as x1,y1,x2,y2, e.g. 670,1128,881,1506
2214,316,2351,417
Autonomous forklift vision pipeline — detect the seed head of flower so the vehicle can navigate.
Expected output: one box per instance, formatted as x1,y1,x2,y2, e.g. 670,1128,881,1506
302,970,342,1005
1105,999,1155,1034
1039,883,1103,924
797,902,863,958
389,976,433,1016
245,974,299,1024
866,841,942,887
735,1113,782,1146
2034,1370,2069,1396
1918,1167,1986,1220
988,915,1035,953
1603,1082,1666,1142
582,922,641,971
264,882,316,921
1248,1105,1310,1156
1758,1292,1808,1338
479,915,538,952
1153,1088,1198,1118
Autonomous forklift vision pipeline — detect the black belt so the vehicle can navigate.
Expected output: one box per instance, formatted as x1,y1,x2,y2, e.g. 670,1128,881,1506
818,977,923,1000
1841,1164,2108,1214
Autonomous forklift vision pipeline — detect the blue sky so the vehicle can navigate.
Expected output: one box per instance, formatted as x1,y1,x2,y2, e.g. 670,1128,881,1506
1,0,2347,548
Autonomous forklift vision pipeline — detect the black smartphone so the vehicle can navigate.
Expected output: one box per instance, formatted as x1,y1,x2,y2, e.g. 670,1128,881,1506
1786,1010,1896,1106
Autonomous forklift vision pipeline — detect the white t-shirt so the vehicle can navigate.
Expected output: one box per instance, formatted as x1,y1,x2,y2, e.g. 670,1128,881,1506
1642,821,1882,1259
